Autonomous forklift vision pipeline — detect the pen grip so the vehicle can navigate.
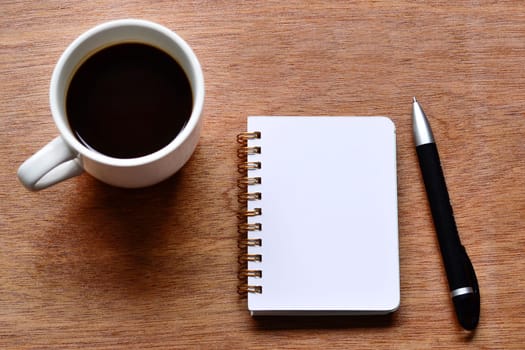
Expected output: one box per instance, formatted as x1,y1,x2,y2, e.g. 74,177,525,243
416,143,469,291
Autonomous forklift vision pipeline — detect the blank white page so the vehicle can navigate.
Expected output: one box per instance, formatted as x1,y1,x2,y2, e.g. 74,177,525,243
245,116,399,316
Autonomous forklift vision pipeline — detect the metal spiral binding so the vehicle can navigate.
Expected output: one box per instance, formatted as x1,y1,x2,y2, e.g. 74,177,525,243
237,131,263,295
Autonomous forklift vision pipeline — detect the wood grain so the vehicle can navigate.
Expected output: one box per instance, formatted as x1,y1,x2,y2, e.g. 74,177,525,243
1,1,524,348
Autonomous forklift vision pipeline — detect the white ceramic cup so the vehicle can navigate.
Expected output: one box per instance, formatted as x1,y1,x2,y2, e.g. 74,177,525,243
18,19,204,191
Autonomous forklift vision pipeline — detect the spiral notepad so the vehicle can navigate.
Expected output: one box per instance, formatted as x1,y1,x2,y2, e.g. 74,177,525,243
237,116,399,316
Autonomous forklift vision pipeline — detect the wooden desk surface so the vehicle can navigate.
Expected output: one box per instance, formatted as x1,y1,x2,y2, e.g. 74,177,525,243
1,1,524,348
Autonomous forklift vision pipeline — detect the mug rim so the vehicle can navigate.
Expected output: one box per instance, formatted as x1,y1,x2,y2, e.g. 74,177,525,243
49,18,205,167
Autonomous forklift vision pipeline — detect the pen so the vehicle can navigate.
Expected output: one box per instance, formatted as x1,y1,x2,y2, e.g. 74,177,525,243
412,97,480,330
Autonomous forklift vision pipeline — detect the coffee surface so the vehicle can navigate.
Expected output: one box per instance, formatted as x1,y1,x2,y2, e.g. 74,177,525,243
66,43,193,159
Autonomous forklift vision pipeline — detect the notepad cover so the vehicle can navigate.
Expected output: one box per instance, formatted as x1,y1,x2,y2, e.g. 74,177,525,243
244,116,399,316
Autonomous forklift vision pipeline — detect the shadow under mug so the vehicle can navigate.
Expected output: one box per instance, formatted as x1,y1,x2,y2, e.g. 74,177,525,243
18,19,205,191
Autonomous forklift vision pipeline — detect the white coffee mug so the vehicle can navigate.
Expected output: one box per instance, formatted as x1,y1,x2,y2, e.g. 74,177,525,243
18,19,204,191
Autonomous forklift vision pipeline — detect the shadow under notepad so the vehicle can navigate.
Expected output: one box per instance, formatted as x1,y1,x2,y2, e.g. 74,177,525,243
252,313,398,330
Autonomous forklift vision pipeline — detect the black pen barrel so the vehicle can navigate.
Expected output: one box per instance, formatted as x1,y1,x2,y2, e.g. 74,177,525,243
416,142,468,291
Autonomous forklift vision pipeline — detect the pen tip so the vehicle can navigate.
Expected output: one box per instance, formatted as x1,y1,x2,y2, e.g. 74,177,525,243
413,96,417,103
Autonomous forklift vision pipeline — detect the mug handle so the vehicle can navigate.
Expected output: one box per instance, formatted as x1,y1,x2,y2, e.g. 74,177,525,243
18,136,84,191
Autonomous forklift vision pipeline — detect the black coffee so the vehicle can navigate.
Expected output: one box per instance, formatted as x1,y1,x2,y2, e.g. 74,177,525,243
66,43,193,158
